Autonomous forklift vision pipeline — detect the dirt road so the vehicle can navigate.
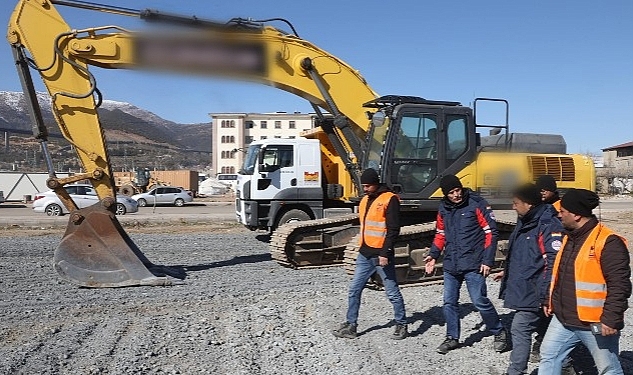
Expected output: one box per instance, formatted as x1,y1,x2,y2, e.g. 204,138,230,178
1,203,632,374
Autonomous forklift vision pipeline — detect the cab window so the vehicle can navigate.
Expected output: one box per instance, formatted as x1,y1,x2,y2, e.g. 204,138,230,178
261,145,293,171
446,115,468,161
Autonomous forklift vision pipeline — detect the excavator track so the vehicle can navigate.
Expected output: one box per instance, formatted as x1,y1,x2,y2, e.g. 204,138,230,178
344,219,516,288
269,214,360,268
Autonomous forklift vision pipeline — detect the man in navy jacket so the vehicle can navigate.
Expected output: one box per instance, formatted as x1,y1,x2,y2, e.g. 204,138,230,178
493,183,563,375
425,175,508,354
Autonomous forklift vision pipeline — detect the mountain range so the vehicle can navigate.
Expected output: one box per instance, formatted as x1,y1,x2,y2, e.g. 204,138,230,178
0,91,212,152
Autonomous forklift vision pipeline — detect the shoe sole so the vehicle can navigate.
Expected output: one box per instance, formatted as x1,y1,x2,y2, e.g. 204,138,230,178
332,331,357,339
436,346,459,354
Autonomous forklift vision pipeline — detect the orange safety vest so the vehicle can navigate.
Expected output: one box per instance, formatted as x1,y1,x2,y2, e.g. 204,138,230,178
358,191,398,249
552,200,561,212
549,223,627,322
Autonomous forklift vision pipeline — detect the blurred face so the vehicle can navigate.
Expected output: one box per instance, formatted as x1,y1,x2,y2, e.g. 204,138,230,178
558,206,581,230
512,197,532,217
362,183,378,195
541,189,555,201
447,187,463,204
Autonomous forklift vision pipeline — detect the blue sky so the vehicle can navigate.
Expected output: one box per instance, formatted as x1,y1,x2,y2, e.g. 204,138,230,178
2,0,632,154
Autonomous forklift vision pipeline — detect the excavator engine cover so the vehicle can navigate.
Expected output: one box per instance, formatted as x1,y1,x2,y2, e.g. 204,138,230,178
54,200,177,287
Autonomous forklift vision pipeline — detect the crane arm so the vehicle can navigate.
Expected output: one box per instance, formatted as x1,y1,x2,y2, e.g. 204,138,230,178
8,0,378,201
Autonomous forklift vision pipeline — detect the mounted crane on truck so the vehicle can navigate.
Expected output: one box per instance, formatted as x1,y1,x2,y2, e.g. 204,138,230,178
8,0,595,288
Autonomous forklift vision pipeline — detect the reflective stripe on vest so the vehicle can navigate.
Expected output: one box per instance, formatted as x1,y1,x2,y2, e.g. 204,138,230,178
549,223,627,322
358,191,397,249
552,200,561,212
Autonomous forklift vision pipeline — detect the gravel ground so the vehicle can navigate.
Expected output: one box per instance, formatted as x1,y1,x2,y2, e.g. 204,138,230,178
2,218,633,374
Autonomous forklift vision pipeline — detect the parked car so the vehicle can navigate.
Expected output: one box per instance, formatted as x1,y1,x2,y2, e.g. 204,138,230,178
131,186,193,207
33,184,139,216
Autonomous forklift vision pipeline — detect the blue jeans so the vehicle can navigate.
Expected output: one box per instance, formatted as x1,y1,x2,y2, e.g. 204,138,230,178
539,315,623,375
346,253,406,326
507,310,543,375
443,270,503,339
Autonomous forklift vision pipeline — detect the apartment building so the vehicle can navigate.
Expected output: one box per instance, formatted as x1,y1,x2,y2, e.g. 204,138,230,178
210,112,318,175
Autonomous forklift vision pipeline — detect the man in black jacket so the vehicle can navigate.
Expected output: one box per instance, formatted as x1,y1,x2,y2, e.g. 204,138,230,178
332,168,407,340
493,184,563,375
539,189,631,374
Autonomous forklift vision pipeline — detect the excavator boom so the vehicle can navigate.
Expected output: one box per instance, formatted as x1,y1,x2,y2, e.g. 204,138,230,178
7,0,377,287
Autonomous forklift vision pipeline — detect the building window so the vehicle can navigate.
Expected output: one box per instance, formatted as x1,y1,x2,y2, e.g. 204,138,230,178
260,120,267,129
275,120,282,129
261,136,267,140
245,136,254,144
230,150,237,158
289,121,296,129
230,120,235,128
221,120,226,128
229,136,235,143
221,135,226,143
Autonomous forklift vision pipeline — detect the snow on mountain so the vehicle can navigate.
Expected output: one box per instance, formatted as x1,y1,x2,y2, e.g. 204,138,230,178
0,91,211,151
0,90,51,113
100,99,177,128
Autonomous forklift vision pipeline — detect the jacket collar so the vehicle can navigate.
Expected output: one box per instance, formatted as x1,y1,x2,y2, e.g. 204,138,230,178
568,216,599,241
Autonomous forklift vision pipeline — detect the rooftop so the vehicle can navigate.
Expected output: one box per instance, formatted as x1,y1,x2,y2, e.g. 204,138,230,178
602,141,633,151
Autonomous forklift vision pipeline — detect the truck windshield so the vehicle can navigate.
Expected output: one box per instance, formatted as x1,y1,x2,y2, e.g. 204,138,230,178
240,145,261,175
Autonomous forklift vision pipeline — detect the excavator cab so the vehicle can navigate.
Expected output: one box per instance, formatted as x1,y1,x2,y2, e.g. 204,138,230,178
363,96,478,210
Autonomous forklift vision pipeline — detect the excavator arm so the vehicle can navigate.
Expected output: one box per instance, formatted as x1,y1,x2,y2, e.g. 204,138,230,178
7,0,378,287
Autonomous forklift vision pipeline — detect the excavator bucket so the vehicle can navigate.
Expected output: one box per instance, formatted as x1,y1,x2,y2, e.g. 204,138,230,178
53,200,183,287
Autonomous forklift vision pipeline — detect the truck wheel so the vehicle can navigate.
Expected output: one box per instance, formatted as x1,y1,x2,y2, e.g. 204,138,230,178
137,198,147,207
277,209,310,227
45,203,63,216
115,203,126,215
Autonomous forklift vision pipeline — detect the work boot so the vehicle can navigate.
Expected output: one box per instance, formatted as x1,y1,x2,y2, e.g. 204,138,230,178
391,324,408,340
493,328,510,352
332,322,357,339
437,337,459,354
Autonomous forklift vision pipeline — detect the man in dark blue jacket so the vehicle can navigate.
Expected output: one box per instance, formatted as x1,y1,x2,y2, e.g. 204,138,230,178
492,183,563,375
424,175,508,354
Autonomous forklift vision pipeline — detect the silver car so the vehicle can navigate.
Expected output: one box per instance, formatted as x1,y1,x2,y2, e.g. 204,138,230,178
131,186,193,207
32,184,139,216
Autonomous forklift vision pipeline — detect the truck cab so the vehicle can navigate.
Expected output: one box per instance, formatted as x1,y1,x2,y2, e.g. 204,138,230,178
236,138,328,230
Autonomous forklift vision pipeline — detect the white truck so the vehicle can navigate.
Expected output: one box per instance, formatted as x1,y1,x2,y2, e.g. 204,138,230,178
235,138,353,231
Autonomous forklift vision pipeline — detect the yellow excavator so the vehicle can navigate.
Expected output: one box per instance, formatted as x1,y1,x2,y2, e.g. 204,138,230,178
8,0,595,288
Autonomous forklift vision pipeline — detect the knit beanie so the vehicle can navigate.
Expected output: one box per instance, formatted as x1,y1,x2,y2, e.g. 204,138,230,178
360,169,380,185
513,183,542,206
440,175,463,196
536,175,557,192
560,188,600,217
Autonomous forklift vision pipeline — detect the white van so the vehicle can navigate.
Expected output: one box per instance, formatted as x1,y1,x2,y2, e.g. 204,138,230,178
216,173,238,191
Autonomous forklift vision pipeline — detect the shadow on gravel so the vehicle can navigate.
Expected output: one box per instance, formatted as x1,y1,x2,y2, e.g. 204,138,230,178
255,234,271,243
408,303,478,338
170,253,272,274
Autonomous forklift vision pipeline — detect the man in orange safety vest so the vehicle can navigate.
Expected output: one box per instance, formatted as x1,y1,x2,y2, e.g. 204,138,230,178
539,189,631,374
332,168,407,340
